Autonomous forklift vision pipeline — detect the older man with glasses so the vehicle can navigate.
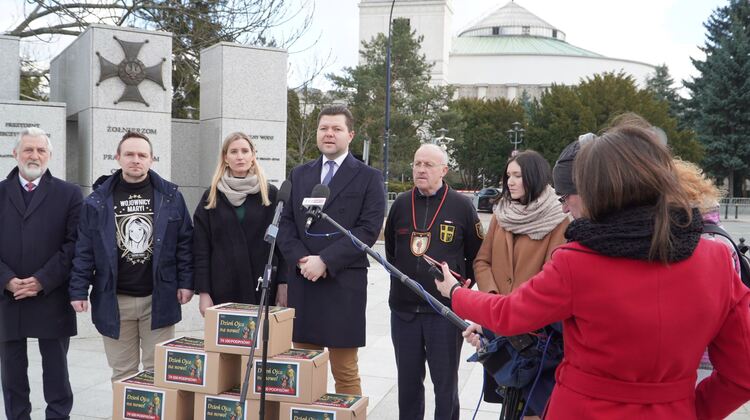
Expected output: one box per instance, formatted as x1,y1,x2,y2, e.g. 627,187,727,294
384,143,483,420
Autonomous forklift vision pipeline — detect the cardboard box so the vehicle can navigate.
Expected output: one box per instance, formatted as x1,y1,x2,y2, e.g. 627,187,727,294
113,370,194,420
241,348,328,404
193,386,279,420
154,336,240,394
279,394,368,420
204,303,294,357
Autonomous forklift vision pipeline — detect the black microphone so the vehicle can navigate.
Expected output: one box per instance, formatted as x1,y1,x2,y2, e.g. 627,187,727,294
303,184,330,230
264,180,292,243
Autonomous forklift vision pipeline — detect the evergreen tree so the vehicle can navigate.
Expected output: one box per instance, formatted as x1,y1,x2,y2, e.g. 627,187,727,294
286,87,329,172
645,64,683,121
529,72,702,165
526,84,597,164
684,0,750,196
329,18,452,184
19,60,47,101
434,98,524,189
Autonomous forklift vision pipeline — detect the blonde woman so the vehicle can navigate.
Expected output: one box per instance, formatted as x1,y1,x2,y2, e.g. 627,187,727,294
673,159,741,382
193,132,287,316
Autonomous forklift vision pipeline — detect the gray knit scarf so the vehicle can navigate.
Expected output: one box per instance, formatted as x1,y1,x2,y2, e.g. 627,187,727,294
494,185,568,240
216,169,260,206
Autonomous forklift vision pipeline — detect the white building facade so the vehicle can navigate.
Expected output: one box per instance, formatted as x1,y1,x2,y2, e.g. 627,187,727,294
359,0,656,101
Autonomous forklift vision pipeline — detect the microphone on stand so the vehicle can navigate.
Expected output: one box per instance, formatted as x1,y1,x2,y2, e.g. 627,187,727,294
264,180,292,243
303,184,330,230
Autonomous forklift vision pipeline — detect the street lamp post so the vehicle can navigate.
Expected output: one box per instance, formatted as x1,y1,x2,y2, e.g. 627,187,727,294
362,136,371,166
383,0,396,203
507,121,524,156
432,127,453,146
434,128,448,144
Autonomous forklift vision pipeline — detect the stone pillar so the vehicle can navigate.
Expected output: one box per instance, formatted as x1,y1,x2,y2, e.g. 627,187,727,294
0,35,20,100
199,42,287,186
0,35,67,179
171,118,203,214
50,24,172,187
0,102,66,177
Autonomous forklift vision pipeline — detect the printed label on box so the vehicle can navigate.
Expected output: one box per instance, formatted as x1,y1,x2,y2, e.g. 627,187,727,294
217,313,257,347
164,336,204,350
165,350,206,385
204,396,247,420
278,349,323,360
123,371,155,386
219,303,284,313
254,360,299,397
314,394,362,408
123,386,164,420
289,407,336,420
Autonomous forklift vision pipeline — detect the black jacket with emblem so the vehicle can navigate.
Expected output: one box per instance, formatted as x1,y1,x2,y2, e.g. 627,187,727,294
385,183,483,312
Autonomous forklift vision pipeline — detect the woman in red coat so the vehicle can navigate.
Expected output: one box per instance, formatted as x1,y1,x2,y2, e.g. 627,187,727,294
436,125,750,419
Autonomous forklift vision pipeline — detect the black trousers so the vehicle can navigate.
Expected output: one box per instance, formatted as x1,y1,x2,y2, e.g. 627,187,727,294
391,310,463,420
0,337,73,420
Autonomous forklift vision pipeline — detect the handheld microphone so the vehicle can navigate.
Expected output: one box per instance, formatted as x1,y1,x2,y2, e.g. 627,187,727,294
303,184,330,230
264,180,292,243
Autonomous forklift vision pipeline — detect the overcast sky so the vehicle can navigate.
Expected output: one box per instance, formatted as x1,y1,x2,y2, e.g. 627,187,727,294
283,0,726,91
1,0,727,93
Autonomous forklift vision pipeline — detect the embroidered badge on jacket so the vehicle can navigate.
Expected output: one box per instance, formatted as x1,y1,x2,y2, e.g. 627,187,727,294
475,221,485,239
411,231,431,256
440,224,455,243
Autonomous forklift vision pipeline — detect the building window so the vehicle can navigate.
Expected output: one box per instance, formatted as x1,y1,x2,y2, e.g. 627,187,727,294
522,26,530,35
492,26,500,35
552,29,558,38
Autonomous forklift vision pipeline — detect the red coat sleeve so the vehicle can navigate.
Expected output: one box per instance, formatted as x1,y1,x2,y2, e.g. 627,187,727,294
452,250,573,336
695,271,750,420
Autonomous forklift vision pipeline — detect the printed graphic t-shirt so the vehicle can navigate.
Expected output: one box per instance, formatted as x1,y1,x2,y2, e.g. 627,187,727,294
113,175,155,296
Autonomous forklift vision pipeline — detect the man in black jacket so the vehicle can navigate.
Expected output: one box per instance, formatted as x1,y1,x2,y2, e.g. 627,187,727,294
0,127,82,420
385,144,483,420
277,106,385,395
70,131,194,383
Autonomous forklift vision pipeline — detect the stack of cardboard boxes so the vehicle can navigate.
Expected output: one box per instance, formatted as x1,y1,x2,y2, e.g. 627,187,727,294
112,302,368,419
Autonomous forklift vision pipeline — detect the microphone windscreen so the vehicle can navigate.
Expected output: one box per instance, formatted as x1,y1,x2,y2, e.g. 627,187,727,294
277,180,292,204
310,184,330,200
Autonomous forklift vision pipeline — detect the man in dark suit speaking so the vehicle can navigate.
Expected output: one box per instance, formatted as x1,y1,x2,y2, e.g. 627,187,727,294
0,127,82,419
278,106,385,395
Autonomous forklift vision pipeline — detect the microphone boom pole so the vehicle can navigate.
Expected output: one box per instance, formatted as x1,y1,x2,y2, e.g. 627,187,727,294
311,209,470,331
308,204,520,420
239,180,291,419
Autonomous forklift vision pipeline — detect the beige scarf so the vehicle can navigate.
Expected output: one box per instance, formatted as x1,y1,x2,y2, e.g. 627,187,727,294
217,169,260,206
494,185,568,240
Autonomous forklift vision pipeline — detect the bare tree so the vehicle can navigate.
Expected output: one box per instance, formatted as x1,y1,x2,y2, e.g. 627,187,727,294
8,0,314,116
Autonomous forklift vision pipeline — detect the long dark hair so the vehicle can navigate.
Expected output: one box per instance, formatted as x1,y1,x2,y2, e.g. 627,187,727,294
574,125,692,263
500,150,552,205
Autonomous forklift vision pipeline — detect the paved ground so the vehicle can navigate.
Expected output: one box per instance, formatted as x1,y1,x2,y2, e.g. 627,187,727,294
3,217,750,419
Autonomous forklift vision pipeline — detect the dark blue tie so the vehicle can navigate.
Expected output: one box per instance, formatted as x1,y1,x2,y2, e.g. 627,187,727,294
322,160,336,186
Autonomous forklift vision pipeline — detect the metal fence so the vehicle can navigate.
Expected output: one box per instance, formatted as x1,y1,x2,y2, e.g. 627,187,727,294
719,197,750,220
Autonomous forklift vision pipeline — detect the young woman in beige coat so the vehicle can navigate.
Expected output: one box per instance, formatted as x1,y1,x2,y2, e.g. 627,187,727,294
473,150,569,419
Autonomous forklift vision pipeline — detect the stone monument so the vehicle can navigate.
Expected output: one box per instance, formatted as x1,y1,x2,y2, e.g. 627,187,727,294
3,24,288,214
50,24,172,187
199,42,287,186
0,35,20,100
0,35,67,178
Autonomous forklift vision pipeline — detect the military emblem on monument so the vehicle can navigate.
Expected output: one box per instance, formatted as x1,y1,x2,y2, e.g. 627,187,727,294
96,36,167,106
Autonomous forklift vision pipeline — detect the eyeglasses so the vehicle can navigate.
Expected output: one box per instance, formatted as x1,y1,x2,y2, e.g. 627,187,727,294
557,194,569,204
411,161,445,169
